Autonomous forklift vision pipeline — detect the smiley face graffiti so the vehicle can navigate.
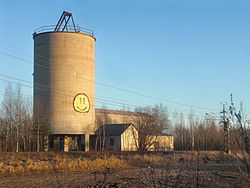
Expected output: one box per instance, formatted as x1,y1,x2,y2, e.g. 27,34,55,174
73,93,90,113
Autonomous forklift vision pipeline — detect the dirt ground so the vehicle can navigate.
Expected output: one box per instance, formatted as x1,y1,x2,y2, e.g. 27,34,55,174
0,151,249,188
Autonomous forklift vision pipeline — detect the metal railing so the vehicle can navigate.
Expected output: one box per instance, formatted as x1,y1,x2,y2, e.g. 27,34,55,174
33,25,94,36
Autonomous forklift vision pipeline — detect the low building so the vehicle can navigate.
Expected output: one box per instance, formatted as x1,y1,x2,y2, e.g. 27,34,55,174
95,123,174,151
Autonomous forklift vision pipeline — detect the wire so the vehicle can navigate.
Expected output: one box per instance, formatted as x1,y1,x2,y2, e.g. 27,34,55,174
0,73,214,117
0,79,213,120
0,78,32,88
0,73,32,84
0,91,32,98
0,77,210,120
0,51,48,69
0,49,218,112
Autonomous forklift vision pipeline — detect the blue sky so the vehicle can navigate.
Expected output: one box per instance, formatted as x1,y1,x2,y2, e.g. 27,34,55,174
0,0,249,121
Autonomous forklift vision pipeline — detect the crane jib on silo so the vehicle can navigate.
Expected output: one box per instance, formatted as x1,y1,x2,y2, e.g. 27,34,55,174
54,11,76,32
33,11,96,152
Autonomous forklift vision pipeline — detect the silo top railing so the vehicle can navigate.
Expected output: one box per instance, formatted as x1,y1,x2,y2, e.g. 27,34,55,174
33,25,94,37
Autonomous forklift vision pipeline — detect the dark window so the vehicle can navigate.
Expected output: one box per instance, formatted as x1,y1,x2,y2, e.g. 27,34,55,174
154,142,160,150
110,138,115,146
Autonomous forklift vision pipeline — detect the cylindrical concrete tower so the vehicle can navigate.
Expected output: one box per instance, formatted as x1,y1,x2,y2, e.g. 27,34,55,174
33,12,95,151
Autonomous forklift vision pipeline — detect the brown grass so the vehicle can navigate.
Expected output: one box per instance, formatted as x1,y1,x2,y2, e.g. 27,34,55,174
129,154,169,164
1,151,248,178
0,154,128,176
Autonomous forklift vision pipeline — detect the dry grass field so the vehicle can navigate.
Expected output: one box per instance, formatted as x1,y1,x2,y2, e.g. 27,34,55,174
0,151,249,187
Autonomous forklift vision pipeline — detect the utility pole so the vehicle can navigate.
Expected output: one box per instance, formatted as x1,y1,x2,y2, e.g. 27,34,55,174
221,104,231,153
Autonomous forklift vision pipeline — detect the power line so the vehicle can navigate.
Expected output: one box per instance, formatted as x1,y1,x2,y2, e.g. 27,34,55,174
0,49,210,107
0,78,32,88
0,73,32,84
0,71,216,116
0,91,32,99
0,51,48,69
0,77,209,119
0,49,218,112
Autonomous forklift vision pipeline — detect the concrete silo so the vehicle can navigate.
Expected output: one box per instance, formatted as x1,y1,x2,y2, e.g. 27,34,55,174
33,11,95,151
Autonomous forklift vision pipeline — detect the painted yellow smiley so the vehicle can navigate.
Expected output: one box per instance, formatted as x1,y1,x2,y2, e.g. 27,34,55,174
73,93,90,113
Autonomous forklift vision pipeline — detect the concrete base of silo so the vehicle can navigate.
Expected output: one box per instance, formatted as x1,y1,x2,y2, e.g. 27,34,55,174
49,134,90,152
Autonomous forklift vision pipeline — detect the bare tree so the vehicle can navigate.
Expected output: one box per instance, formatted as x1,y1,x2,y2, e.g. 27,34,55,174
188,112,195,150
131,104,171,151
1,84,17,151
21,97,33,151
33,102,50,152
174,112,186,150
0,83,34,152
95,107,111,151
0,83,50,152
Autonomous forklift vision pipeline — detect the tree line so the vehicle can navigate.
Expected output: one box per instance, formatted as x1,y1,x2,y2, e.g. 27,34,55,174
0,84,49,152
0,84,249,152
173,113,224,151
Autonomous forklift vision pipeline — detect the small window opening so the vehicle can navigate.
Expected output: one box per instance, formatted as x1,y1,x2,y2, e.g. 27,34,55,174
110,138,115,146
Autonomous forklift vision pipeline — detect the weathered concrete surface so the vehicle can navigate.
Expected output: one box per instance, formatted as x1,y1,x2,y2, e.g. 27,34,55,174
95,109,136,125
34,32,95,135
